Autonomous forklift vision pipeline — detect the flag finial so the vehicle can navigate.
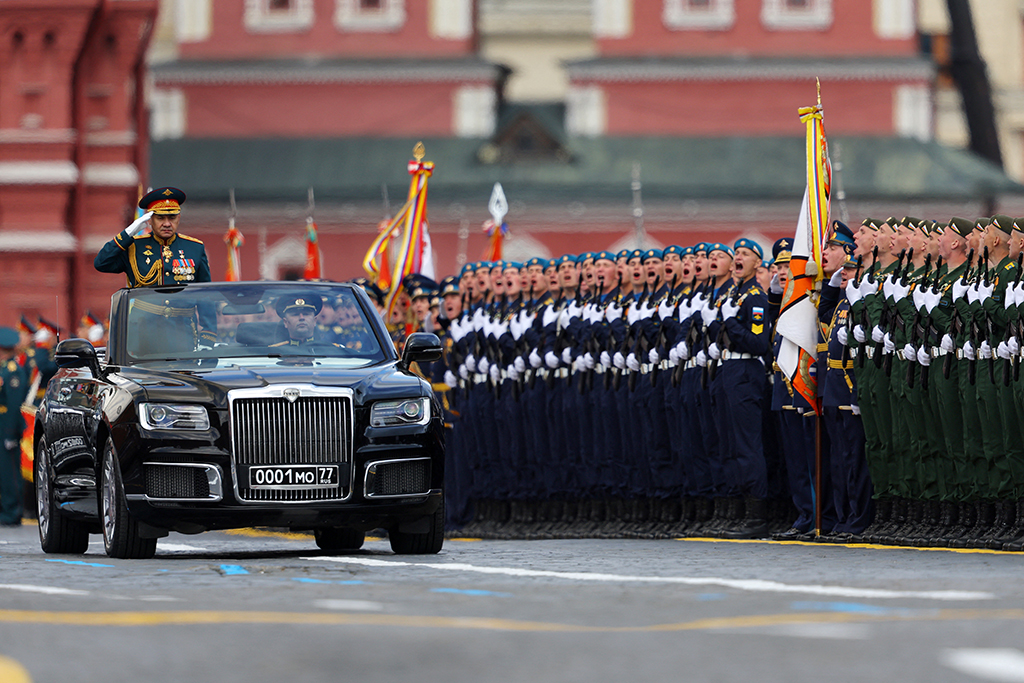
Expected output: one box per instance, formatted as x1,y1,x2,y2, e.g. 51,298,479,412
413,141,425,162
816,77,821,106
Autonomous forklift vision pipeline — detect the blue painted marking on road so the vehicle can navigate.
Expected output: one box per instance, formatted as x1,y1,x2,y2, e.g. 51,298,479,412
790,601,898,615
431,588,512,597
45,559,114,568
293,578,330,584
219,564,249,575
335,580,366,585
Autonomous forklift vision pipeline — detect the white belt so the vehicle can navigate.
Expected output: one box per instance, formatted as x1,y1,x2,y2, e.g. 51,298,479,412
535,368,549,379
594,365,606,374
472,373,488,385
721,351,755,361
684,359,698,370
554,367,569,379
640,363,652,374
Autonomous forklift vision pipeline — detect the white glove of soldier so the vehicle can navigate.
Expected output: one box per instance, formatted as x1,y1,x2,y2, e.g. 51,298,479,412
124,210,154,237
600,350,612,368
678,298,693,322
720,299,740,320
975,281,995,303
489,364,500,383
851,404,861,415
514,356,526,373
458,364,469,380
979,341,993,359
545,351,559,369
871,326,885,344
1014,282,1024,306
859,272,873,289
923,287,942,314
668,346,680,364
963,341,976,360
837,326,848,346
582,352,595,369
828,268,843,288
649,348,660,365
639,301,656,320
912,285,927,312
903,343,916,361
558,306,573,327
613,351,625,369
967,284,980,305
891,279,911,302
562,347,573,365
658,298,674,320
444,370,457,387
708,342,722,360
695,350,708,367
883,333,895,355
678,341,690,360
953,278,970,301
846,278,863,306
477,356,490,375
882,274,896,298
605,301,623,322
509,317,522,339
1010,337,1021,356
700,301,718,327
528,349,542,368
507,364,520,382
626,303,641,325
998,341,1011,360
626,353,640,372
917,347,931,366
465,354,477,372
770,272,783,295
853,325,866,344
940,333,955,354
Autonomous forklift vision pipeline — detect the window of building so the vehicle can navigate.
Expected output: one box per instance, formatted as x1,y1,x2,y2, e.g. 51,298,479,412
244,0,314,33
761,0,832,30
335,0,405,32
663,0,735,30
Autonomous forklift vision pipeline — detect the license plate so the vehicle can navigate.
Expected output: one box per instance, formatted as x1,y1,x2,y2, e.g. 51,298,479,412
248,465,339,490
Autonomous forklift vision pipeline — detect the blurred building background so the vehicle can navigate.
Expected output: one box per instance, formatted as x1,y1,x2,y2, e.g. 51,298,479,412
4,0,1024,328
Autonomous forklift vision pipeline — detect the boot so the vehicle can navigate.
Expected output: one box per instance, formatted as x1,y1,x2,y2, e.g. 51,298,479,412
983,500,1016,549
925,501,960,547
874,497,906,545
690,497,713,535
950,501,988,548
944,501,974,543
895,499,924,546
965,501,998,549
999,499,1024,551
857,497,891,542
719,497,769,539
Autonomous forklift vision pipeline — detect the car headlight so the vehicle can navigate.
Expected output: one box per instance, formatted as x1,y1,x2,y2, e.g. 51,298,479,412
139,403,210,431
370,398,430,427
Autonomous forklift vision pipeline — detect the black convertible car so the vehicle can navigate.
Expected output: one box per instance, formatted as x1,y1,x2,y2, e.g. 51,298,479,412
34,281,444,558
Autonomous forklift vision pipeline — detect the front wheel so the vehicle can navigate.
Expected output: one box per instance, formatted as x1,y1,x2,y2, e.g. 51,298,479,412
314,527,365,551
35,437,89,554
388,501,444,555
100,438,156,559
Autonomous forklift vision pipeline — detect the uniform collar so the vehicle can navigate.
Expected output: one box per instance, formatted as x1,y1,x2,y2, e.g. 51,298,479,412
154,232,177,248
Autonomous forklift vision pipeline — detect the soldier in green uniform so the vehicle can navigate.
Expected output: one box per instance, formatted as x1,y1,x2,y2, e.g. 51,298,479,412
0,328,29,526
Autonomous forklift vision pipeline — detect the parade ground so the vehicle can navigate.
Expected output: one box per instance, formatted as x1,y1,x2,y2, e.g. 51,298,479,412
0,525,1021,683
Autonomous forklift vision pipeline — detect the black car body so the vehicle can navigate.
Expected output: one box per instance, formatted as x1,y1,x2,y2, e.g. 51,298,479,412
34,281,444,558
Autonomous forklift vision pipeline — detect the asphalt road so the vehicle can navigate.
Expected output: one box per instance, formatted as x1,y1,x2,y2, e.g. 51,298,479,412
1,524,1023,683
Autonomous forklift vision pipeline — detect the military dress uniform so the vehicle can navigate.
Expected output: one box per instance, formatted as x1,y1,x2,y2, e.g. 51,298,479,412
0,328,29,525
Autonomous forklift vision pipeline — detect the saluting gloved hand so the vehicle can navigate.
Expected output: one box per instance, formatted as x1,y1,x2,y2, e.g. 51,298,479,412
940,333,955,354
507,364,520,382
528,349,542,368
871,326,885,344
770,272,783,295
828,268,844,288
917,347,931,366
903,343,916,361
582,352,595,370
658,299,674,320
963,341,976,361
837,326,848,346
612,351,625,369
1009,336,1021,356
477,356,490,375
649,348,660,365
695,350,708,367
708,342,722,360
883,332,895,355
979,341,993,359
124,210,154,237
853,325,866,344
720,299,740,320
465,354,477,372
444,370,457,387
626,353,640,372
545,351,560,368
998,341,1011,360
562,347,573,365
458,365,469,380
514,356,526,373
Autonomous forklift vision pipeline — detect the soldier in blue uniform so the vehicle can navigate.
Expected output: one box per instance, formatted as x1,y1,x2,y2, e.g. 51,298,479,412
0,328,29,526
95,187,211,288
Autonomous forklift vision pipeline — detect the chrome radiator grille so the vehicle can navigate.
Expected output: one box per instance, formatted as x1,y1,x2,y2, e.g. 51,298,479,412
230,392,353,502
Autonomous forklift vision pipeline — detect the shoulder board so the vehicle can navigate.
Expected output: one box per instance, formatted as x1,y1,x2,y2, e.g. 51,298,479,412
177,234,204,245
1006,262,1015,270
748,286,762,296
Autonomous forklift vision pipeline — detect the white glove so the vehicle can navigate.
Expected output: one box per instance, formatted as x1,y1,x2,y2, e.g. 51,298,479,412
582,352,595,370
669,346,681,364
998,341,1011,360
891,279,911,302
626,304,641,325
912,285,927,311
963,341,975,360
489,364,500,383
1014,282,1024,307
600,350,612,368
509,317,522,339
649,348,660,365
883,333,895,355
975,281,995,303
678,298,693,322
507,364,520,382
953,279,970,301
853,325,866,344
444,370,457,387
477,356,490,375
124,210,154,237
626,353,640,372
558,307,573,327
720,299,740,320
1010,336,1021,356
980,341,993,359
837,326,848,346
514,356,526,373
700,302,718,327
606,301,623,321
708,342,722,360
639,301,656,320
923,288,942,314
695,350,708,367
828,268,843,288
967,284,980,304
544,351,559,368
528,349,542,368
678,341,690,360
658,299,674,320
903,343,916,361
882,275,896,298
468,354,480,372
871,326,884,344
542,305,559,328
940,334,955,354
917,347,931,366
562,347,573,365
458,365,469,380
770,272,783,295
846,279,863,306
613,351,625,369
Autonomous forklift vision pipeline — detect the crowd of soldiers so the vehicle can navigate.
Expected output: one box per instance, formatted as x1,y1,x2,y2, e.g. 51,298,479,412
357,214,1024,550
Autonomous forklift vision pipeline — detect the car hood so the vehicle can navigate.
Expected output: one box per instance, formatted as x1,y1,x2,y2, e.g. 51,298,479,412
116,362,427,408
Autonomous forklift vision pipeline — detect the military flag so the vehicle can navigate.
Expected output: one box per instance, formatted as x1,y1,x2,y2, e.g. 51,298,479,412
224,217,244,282
383,142,434,317
482,182,509,261
303,217,321,280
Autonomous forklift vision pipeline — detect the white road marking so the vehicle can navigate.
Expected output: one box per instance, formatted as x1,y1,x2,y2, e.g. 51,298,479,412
738,622,872,640
157,542,207,552
313,599,384,612
0,584,89,596
940,648,1024,682
303,557,994,601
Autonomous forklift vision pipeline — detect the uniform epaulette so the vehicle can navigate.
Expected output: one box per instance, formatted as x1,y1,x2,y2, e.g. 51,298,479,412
1006,262,1015,270
177,233,205,245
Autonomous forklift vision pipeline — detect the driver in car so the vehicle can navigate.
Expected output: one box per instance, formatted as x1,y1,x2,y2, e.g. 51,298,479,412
271,294,338,348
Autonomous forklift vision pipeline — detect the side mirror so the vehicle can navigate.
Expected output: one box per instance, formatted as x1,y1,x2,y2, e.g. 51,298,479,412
55,338,101,376
401,332,442,368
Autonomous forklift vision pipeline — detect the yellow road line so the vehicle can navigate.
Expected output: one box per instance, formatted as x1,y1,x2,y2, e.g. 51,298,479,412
0,655,32,682
678,537,1015,554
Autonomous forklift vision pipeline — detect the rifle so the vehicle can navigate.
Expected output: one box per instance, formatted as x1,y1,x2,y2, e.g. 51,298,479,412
672,283,704,387
838,255,862,376
906,253,933,388
579,276,603,395
854,246,879,369
649,273,678,388
624,281,649,393
968,246,990,385
560,279,583,390
943,248,975,380
874,249,907,370
709,281,741,383
883,248,914,377
605,274,626,391
919,256,943,391
1003,251,1024,386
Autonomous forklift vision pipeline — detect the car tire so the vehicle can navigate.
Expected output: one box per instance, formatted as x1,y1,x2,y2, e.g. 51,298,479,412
314,527,365,551
35,437,89,555
388,500,445,555
100,438,156,559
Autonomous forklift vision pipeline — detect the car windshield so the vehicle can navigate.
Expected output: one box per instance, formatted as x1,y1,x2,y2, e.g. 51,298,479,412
121,283,387,369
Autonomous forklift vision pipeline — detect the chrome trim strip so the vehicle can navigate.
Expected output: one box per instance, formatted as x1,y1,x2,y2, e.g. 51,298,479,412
363,457,432,499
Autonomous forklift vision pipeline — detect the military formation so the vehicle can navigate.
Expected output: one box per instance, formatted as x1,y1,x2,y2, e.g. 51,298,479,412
368,215,1024,550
